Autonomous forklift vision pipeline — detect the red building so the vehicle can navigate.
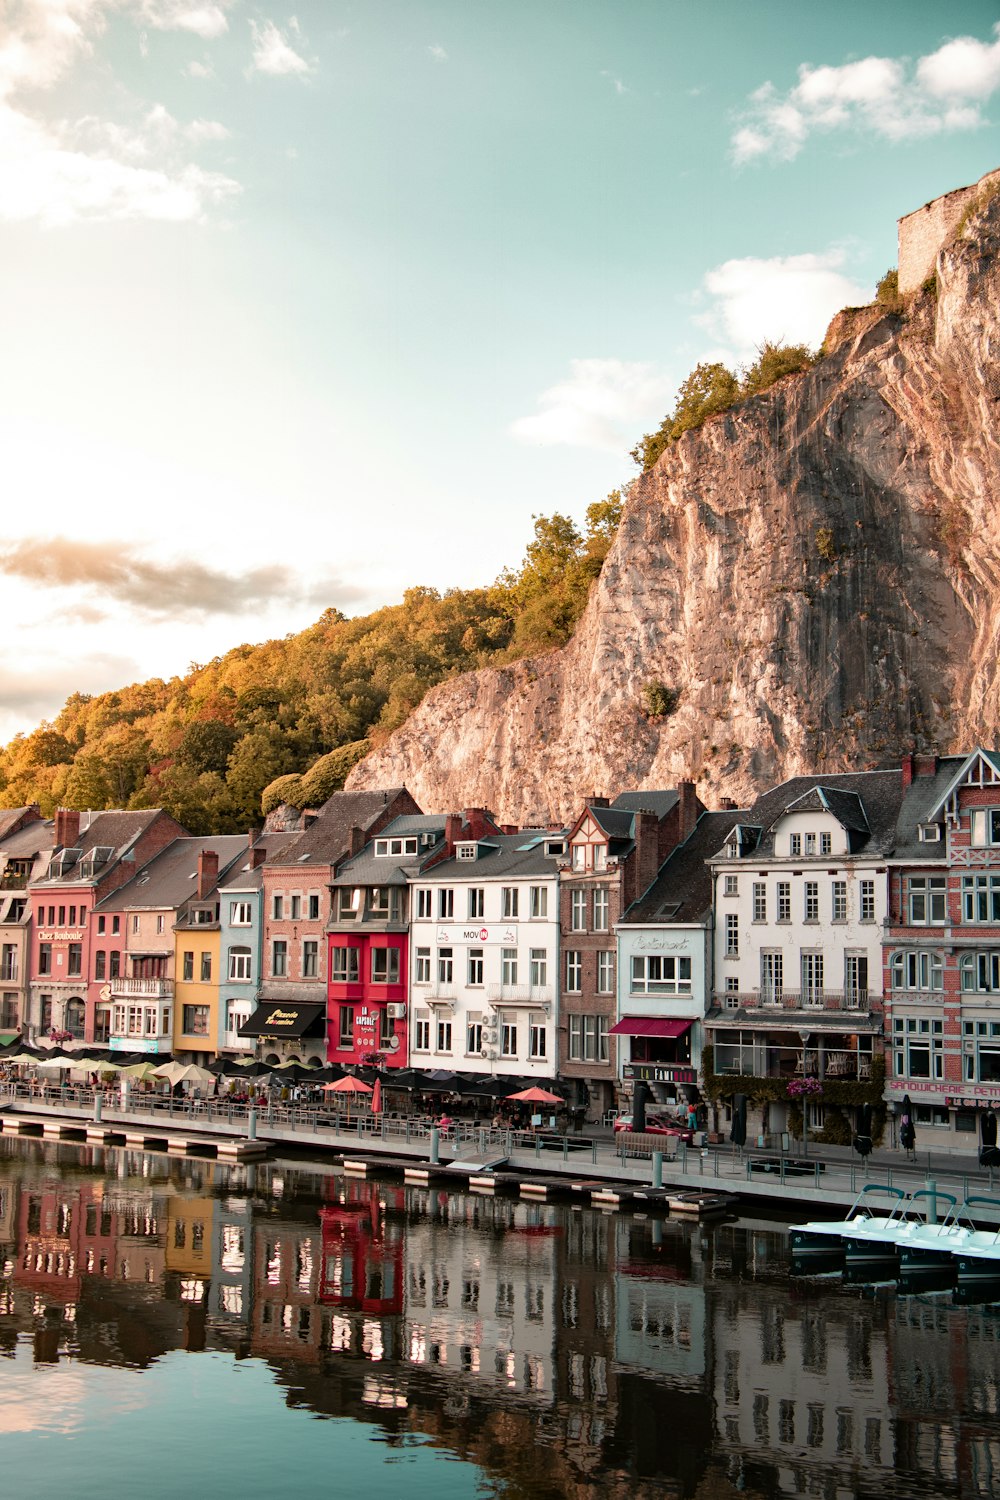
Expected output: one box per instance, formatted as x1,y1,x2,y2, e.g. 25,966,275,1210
27,808,187,1043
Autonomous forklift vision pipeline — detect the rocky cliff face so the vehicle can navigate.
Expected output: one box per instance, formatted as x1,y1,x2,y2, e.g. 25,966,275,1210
349,193,1000,825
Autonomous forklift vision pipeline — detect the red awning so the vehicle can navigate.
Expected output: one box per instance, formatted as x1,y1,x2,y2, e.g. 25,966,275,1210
609,1017,693,1038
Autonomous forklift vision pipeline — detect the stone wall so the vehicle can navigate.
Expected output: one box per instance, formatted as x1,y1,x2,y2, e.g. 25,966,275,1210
898,167,1000,292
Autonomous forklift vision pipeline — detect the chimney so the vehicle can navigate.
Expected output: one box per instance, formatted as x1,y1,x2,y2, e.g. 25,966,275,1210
54,808,80,849
633,810,660,900
444,813,462,853
348,825,365,857
914,753,939,778
248,846,266,869
247,827,262,846
462,807,496,840
585,795,610,809
719,797,737,810
678,780,700,840
197,849,219,898
901,752,914,788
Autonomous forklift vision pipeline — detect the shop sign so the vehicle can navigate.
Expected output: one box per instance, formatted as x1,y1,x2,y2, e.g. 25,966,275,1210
624,1063,697,1084
434,926,518,946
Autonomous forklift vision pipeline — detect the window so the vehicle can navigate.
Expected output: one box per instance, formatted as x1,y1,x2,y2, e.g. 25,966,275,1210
94,950,106,981
964,1020,1000,1082
230,901,252,926
725,976,740,1008
844,953,868,1007
970,809,1000,847
529,949,548,987
760,951,783,1002
156,914,165,934
272,894,283,920
370,948,399,984
437,948,454,984
568,1014,609,1063
331,947,360,984
38,943,51,975
631,954,692,994
414,1015,430,1050
963,874,1000,924
290,895,301,920
860,879,875,922
565,950,582,992
109,951,121,979
414,947,430,984
890,949,944,991
97,915,106,935
272,941,287,978
337,889,359,921
752,882,767,922
570,890,587,931
436,1017,452,1052
380,1009,396,1048
229,947,252,981
529,1020,547,1059
832,881,847,922
500,1016,517,1057
593,887,609,932
200,953,212,981
467,1016,483,1053
893,1017,943,1079
502,887,519,919
302,940,319,978
725,913,739,957
438,889,454,920
723,874,738,897
456,842,477,861
467,948,484,986
182,1005,210,1036
468,888,485,920
804,833,816,856
909,876,947,924
367,887,391,918
416,889,432,920
597,951,614,994
67,943,82,977
529,886,548,919
960,951,1000,992
40,996,52,1032
58,906,65,926
112,915,120,935
801,951,824,1004
339,1006,354,1047
309,893,321,920
789,834,802,856
375,836,419,856
804,882,819,921
132,914,140,934
501,948,518,986
0,949,16,986
571,844,586,870
182,950,194,982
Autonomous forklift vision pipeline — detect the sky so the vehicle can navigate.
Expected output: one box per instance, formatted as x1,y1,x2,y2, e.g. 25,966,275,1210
2,1,1000,744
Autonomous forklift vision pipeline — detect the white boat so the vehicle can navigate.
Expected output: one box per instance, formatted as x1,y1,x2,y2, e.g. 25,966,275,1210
789,1184,908,1263
952,1195,1000,1280
896,1193,970,1267
841,1186,921,1264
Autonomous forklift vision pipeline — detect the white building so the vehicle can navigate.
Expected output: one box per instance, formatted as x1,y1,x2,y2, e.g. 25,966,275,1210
407,830,565,1085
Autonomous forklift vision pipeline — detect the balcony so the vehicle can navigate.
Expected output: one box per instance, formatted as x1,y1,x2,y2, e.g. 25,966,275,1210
110,978,174,999
0,871,28,890
486,985,554,1010
712,1041,876,1082
0,961,18,983
720,990,880,1015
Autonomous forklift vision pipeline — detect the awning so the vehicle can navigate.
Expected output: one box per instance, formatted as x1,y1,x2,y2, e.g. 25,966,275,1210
239,1002,326,1039
610,1016,693,1038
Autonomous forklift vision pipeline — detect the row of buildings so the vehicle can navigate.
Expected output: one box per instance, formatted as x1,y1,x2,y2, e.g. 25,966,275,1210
2,747,1000,1153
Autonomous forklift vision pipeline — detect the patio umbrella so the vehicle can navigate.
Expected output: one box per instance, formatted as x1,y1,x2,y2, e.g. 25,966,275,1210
152,1061,216,1090
506,1086,563,1105
324,1074,373,1122
899,1094,916,1152
371,1076,383,1114
121,1061,160,1081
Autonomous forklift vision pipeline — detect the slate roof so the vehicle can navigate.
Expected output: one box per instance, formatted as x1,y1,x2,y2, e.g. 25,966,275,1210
218,833,291,892
331,816,449,887
94,836,248,912
709,769,905,862
0,819,54,858
411,831,567,882
611,790,680,820
0,808,41,843
622,810,749,925
33,809,175,887
269,788,413,866
892,755,965,862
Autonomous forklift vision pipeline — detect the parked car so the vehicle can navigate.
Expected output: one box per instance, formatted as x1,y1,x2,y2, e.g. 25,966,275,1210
613,1113,694,1143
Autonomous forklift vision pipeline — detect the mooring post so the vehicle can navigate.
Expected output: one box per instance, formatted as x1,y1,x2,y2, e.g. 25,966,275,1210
248,1107,257,1141
93,1093,103,1124
429,1125,440,1165
652,1150,663,1189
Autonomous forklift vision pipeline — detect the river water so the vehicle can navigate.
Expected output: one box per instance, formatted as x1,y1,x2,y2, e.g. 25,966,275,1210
1,1136,998,1500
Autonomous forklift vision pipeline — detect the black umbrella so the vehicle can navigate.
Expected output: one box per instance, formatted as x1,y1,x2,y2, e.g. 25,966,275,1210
730,1093,748,1147
899,1094,916,1152
979,1109,1000,1168
633,1079,651,1132
853,1102,873,1158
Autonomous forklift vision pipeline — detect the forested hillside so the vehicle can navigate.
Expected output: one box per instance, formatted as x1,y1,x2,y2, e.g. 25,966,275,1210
0,497,622,832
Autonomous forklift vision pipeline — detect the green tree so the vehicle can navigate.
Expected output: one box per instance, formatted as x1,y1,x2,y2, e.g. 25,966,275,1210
176,718,239,776
740,341,814,398
630,362,739,470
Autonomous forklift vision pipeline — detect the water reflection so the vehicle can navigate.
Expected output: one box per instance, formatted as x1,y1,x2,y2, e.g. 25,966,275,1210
1,1137,999,1497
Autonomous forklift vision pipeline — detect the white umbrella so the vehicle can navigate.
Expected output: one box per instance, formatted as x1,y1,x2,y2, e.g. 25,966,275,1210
152,1061,216,1090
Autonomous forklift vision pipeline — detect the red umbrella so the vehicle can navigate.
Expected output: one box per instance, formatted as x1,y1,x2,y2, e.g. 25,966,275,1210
371,1076,383,1115
324,1074,373,1121
506,1086,562,1105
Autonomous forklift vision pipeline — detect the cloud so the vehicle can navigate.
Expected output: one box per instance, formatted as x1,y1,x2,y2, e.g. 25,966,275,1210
732,23,1000,161
137,2,234,40
183,58,216,80
600,70,629,96
695,249,869,357
248,17,314,78
0,1,239,224
510,358,675,452
427,43,448,62
0,539,363,619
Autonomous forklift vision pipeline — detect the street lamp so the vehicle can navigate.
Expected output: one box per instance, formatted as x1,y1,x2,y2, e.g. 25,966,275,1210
798,1029,811,1157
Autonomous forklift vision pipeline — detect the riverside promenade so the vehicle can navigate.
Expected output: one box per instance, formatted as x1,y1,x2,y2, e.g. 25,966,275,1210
2,1081,999,1222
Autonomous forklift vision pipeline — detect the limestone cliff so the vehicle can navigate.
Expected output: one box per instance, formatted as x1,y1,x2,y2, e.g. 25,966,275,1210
348,190,1000,825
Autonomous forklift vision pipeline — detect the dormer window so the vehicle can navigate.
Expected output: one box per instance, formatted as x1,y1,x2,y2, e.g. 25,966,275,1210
918,824,942,843
544,838,565,858
374,837,419,856
594,845,608,871
455,843,478,861
571,844,586,870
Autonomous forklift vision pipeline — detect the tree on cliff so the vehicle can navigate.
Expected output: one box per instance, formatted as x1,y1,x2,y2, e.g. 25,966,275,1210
630,362,740,470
